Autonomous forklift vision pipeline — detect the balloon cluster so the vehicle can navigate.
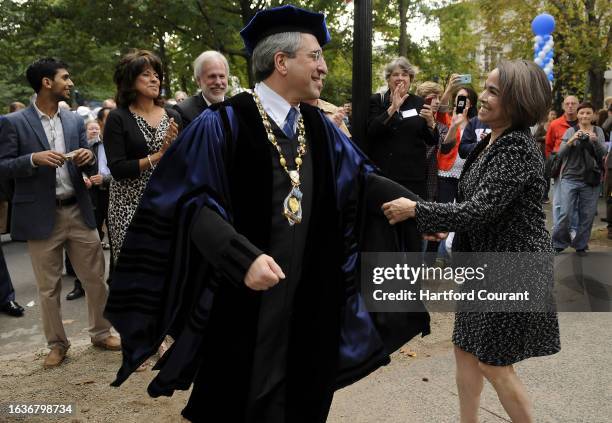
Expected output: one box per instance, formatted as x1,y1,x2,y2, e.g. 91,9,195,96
531,14,556,82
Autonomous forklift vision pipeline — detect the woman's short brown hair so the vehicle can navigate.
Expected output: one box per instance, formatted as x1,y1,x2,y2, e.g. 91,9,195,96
497,59,552,128
113,49,164,108
576,102,594,113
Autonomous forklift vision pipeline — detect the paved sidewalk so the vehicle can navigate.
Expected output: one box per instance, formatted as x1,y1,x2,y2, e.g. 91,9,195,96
329,313,612,423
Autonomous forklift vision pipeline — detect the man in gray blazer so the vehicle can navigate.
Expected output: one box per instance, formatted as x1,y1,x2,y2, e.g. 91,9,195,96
0,58,120,368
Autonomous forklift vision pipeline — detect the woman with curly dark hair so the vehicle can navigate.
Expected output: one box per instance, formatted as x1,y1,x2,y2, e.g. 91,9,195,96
103,50,181,262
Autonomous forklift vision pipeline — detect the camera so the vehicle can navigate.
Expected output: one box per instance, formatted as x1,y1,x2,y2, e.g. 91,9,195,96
576,132,590,143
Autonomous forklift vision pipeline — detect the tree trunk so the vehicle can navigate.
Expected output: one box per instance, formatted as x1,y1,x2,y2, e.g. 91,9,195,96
588,69,604,109
398,0,409,57
239,0,259,87
157,33,172,98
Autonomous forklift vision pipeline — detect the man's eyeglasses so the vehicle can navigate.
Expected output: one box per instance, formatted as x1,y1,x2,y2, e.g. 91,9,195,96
305,50,324,63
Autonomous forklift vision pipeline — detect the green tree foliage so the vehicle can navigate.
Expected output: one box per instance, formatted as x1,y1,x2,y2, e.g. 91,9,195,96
0,0,356,110
1,0,609,111
478,0,611,109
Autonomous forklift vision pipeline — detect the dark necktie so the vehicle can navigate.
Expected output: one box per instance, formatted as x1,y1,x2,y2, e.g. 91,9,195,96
283,107,298,139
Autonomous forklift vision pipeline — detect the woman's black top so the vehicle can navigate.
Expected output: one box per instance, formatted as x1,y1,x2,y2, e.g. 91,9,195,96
367,91,438,185
103,106,182,180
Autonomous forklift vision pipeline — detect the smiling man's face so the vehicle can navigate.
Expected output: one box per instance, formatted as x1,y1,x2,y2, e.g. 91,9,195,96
48,68,73,102
284,33,328,102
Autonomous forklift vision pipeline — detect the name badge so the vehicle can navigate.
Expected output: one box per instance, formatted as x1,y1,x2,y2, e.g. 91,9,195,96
401,109,418,119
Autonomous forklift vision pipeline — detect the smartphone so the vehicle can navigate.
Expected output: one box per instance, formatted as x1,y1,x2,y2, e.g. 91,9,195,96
64,151,76,161
455,95,467,114
424,96,433,106
458,74,472,84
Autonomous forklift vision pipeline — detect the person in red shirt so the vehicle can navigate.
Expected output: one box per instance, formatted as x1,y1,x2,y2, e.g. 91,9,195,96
546,96,579,228
546,96,578,157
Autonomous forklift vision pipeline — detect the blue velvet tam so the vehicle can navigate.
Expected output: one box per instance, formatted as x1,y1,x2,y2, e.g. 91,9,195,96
240,4,331,56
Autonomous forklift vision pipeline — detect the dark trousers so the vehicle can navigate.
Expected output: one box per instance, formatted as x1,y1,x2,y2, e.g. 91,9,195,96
0,243,15,305
606,169,612,230
426,176,459,258
94,189,115,280
93,189,110,242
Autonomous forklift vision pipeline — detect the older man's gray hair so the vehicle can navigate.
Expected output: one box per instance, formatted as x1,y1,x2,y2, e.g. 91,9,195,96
251,32,302,83
384,56,417,81
193,51,229,81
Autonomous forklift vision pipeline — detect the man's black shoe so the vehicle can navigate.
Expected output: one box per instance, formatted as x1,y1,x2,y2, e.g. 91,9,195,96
554,247,564,255
66,279,85,300
1,300,24,317
575,249,587,257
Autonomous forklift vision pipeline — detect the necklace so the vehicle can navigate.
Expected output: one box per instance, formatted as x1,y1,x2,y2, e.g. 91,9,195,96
252,92,307,226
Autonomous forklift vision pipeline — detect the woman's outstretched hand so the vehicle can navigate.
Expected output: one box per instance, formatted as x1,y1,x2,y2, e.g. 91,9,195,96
382,197,417,225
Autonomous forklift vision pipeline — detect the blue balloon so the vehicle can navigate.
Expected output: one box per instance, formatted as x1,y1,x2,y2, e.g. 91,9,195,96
531,14,555,36
547,73,554,81
545,51,553,61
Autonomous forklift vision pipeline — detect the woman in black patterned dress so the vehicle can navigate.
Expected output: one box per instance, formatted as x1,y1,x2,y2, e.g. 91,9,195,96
104,50,180,262
382,60,560,423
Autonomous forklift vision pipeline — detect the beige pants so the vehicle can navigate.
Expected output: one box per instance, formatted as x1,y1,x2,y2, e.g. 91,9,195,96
27,204,111,350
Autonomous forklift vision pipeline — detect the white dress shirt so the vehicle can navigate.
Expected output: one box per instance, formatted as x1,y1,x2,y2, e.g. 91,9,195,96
97,142,110,177
32,102,75,199
254,82,299,134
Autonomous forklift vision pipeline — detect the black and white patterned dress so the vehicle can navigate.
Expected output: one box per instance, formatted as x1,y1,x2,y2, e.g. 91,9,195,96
108,112,170,261
415,129,561,365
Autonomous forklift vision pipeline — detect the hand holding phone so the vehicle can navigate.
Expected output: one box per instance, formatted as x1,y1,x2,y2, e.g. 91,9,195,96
455,95,467,114
458,74,472,84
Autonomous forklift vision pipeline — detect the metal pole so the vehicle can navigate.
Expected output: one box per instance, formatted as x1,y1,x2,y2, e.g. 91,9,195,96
352,0,372,151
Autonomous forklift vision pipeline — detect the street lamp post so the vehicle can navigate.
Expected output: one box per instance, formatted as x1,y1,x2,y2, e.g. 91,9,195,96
351,0,372,151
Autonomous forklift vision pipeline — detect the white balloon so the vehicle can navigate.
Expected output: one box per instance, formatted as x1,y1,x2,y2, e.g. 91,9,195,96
539,50,546,59
535,57,543,66
534,35,543,43
543,44,551,53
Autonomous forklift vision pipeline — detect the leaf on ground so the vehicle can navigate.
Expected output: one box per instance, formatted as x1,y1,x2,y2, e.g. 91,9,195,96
399,346,417,357
62,319,75,324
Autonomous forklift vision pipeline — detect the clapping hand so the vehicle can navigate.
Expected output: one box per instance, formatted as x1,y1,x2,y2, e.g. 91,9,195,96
389,81,409,115
161,118,178,153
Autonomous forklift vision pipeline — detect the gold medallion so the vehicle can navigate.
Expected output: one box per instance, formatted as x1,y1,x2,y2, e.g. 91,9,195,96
283,186,303,226
288,196,299,213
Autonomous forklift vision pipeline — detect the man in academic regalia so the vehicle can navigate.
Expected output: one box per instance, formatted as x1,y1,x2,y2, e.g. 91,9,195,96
105,5,430,423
